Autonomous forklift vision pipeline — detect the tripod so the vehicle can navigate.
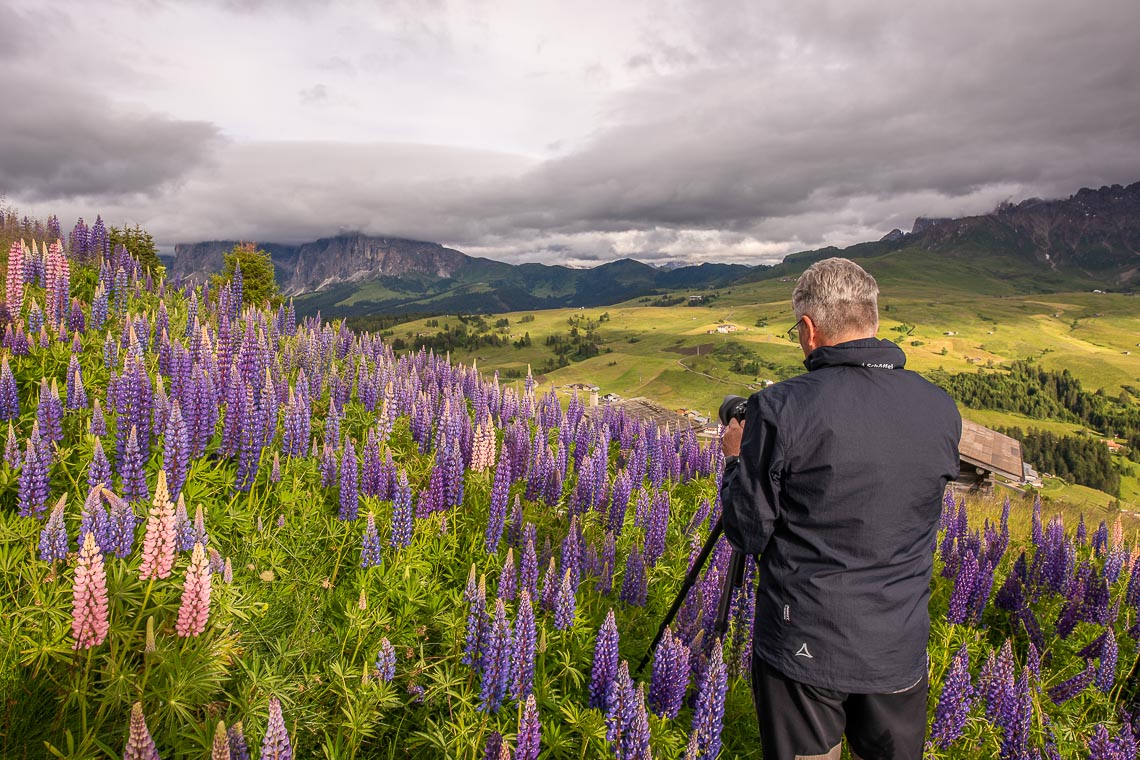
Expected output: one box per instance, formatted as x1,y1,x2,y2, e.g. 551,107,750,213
635,516,747,674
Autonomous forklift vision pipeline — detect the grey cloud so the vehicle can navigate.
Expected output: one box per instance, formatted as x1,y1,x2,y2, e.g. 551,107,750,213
0,77,222,201
299,84,329,104
7,0,1140,269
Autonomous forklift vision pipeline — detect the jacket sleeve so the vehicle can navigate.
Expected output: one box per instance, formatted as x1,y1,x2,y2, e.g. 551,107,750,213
720,392,782,556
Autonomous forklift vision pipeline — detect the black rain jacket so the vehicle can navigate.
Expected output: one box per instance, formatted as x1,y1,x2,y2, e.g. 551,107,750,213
721,338,961,693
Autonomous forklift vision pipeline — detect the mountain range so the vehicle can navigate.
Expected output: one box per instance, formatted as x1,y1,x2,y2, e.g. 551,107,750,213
171,181,1140,316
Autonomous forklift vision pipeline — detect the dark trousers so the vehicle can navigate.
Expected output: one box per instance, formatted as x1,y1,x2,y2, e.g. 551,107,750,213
751,654,928,760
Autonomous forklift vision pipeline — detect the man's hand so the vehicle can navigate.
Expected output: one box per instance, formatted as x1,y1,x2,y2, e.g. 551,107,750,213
721,418,744,457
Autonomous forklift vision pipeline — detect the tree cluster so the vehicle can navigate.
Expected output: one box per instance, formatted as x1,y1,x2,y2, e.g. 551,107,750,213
997,426,1121,495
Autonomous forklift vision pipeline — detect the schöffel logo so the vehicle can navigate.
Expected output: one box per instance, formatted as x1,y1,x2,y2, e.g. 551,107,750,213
862,362,894,369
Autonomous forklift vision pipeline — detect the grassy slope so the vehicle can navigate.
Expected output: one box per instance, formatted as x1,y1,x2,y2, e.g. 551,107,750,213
380,248,1140,513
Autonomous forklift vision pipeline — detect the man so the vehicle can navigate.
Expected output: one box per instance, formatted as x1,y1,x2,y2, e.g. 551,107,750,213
720,257,961,760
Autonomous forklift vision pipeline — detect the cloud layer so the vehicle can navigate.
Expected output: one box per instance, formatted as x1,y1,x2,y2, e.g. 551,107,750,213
4,0,1140,265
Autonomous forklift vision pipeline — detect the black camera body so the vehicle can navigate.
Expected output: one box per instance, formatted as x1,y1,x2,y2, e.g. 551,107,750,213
718,394,748,426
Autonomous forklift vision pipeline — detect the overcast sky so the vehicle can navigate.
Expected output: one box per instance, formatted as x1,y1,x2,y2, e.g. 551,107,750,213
3,0,1140,266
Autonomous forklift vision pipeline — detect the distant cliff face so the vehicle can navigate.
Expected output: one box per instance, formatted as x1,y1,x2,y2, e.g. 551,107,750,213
172,234,472,295
909,182,1140,279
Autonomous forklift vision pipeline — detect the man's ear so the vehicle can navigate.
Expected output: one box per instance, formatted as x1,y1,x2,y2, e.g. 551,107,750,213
802,315,819,350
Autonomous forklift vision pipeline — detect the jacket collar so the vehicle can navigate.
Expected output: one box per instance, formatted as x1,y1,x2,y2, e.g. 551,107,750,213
803,337,908,372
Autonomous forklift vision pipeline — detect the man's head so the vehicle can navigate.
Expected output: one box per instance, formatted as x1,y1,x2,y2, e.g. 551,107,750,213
791,257,879,356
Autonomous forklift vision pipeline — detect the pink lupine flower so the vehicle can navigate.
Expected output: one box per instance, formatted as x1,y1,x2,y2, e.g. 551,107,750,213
71,532,110,649
176,542,212,637
123,701,160,760
139,470,177,580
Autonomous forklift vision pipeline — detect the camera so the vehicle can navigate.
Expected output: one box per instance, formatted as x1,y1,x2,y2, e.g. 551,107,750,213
718,394,748,426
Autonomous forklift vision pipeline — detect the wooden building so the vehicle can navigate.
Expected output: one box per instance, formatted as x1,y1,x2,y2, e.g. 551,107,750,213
955,419,1024,494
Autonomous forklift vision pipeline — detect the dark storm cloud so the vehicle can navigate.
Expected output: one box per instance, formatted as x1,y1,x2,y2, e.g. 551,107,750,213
6,0,1140,265
0,77,223,201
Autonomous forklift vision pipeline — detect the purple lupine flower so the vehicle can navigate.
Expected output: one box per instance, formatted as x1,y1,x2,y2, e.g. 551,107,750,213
589,610,620,709
174,496,195,553
375,638,396,682
66,356,88,410
483,732,503,760
486,445,510,553
999,667,1032,760
619,683,651,760
983,639,1015,724
389,469,414,548
605,661,634,748
520,532,539,599
120,426,150,504
497,548,517,602
4,422,19,468
78,485,111,554
361,512,383,568
0,356,19,421
102,489,138,558
164,401,189,499
511,589,537,702
689,639,729,760
1047,660,1095,705
539,557,559,614
516,693,542,760
1095,627,1117,692
643,490,670,566
38,496,69,563
507,494,524,549
929,643,974,748
339,436,359,520
260,697,292,760
463,574,488,670
479,598,512,713
90,398,107,437
17,438,50,517
620,544,648,607
37,378,64,444
554,570,576,630
560,517,582,591
649,626,690,719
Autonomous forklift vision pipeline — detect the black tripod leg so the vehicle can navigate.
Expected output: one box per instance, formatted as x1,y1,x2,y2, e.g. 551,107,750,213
635,518,724,675
714,549,746,636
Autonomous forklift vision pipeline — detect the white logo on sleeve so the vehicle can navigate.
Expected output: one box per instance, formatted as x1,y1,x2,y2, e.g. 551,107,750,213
794,643,814,659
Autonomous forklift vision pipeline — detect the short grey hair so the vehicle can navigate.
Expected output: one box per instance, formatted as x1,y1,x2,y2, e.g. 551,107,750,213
792,257,879,339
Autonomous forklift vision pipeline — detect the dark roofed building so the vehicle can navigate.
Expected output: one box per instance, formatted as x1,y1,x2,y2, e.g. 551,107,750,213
955,419,1024,494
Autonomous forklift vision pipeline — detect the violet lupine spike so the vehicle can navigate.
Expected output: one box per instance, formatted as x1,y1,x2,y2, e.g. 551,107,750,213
17,438,49,517
4,421,19,468
497,548,518,602
123,702,161,760
483,732,503,760
139,471,177,580
88,436,112,492
649,626,691,720
164,401,190,499
339,436,360,520
90,398,106,437
620,544,648,607
175,542,212,637
589,609,620,709
360,513,383,568
105,488,139,558
688,639,728,760
929,643,974,748
1047,659,1095,705
120,426,150,504
260,697,292,760
486,445,511,553
619,683,652,760
1095,627,1117,692
511,589,537,702
539,557,560,614
38,495,69,563
516,693,542,760
463,575,488,670
479,598,512,714
375,638,396,682
999,667,1032,760
71,532,110,649
173,495,196,552
389,469,414,548
520,532,539,599
78,484,109,552
0,355,19,422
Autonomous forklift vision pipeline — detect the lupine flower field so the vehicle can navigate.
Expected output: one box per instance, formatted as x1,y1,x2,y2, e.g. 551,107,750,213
0,220,1138,759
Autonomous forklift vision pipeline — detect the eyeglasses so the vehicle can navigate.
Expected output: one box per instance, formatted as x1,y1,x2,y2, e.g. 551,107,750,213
786,317,804,341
